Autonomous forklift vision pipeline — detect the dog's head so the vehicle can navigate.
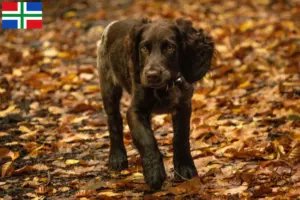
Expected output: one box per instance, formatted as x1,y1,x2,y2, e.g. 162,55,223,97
128,18,214,88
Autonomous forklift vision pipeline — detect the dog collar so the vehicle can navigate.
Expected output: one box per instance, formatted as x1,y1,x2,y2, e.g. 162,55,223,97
165,75,183,90
174,76,183,84
154,75,184,101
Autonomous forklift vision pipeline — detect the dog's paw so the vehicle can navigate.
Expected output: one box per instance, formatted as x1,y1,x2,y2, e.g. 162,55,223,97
174,163,198,180
109,149,128,171
143,156,166,190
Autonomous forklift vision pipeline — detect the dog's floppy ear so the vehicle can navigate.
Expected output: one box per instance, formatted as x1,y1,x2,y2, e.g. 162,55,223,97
128,19,150,84
176,18,214,83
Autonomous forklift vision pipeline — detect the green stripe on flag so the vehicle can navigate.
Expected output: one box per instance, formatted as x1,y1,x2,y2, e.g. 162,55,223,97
21,2,24,29
2,14,42,17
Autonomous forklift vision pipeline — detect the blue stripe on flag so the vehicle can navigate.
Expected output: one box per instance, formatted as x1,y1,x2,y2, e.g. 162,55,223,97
2,20,18,29
26,2,42,11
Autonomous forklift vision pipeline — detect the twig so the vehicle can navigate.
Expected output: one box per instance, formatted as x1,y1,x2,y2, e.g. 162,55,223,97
174,170,189,181
46,171,51,186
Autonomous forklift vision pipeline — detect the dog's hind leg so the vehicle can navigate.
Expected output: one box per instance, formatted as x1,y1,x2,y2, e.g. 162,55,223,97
99,66,128,171
101,76,128,170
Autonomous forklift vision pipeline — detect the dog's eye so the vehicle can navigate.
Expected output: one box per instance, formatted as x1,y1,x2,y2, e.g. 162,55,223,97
140,46,149,53
167,45,175,53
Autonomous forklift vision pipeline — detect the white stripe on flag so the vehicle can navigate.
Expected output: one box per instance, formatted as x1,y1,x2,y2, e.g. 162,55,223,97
2,2,21,14
24,2,42,14
24,17,42,29
2,17,21,29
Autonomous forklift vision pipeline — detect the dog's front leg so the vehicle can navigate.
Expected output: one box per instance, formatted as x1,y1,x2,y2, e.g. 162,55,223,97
172,102,198,180
127,106,166,190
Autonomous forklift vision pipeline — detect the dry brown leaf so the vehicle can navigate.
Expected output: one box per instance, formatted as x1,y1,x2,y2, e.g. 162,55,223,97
32,164,49,171
13,165,32,175
43,48,58,57
97,191,121,197
74,190,95,197
35,185,52,195
288,143,300,161
168,177,204,195
0,148,19,161
19,131,37,140
48,106,64,115
82,178,105,190
52,160,67,168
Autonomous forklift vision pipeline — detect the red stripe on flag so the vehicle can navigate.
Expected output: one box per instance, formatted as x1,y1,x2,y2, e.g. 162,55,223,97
2,2,18,11
27,20,43,29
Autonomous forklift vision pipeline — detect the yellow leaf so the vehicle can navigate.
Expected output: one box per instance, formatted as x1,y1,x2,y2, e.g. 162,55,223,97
75,21,81,28
133,172,144,178
120,170,130,175
64,11,77,18
84,85,100,94
0,105,19,118
1,161,14,178
238,81,251,89
59,187,70,192
239,20,254,32
209,87,222,96
28,144,45,158
12,152,19,161
264,153,275,160
19,126,31,133
58,52,71,58
65,159,80,165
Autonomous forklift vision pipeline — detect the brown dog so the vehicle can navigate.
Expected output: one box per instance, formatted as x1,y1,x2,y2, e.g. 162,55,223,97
97,19,214,190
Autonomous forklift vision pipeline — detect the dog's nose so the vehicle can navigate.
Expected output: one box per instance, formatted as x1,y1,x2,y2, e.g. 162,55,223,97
146,70,161,82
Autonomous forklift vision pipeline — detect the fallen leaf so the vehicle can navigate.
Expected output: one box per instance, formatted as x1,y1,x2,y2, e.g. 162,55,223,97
13,165,33,175
0,148,19,161
74,190,95,197
0,105,19,117
35,185,52,195
1,161,14,178
65,159,80,165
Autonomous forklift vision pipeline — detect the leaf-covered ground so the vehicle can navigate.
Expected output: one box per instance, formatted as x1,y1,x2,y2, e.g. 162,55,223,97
0,0,299,199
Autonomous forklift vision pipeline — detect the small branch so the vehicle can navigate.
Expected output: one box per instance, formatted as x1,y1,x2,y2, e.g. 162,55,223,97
46,171,51,186
174,170,189,181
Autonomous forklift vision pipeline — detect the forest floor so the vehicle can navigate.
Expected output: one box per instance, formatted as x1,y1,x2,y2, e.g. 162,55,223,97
0,0,299,199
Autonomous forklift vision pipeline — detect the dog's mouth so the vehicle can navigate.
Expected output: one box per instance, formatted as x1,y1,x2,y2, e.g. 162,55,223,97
141,77,172,89
143,81,167,89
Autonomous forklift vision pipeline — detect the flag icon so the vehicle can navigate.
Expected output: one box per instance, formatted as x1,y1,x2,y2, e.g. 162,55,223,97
2,2,42,29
